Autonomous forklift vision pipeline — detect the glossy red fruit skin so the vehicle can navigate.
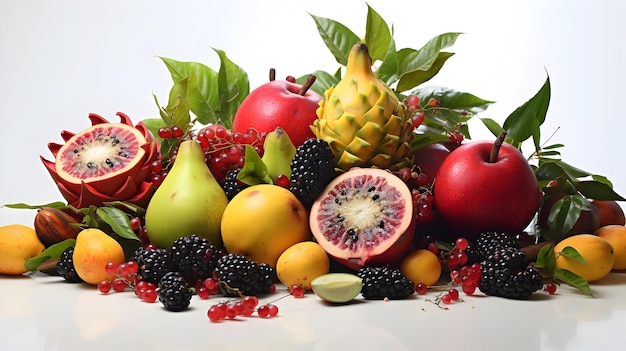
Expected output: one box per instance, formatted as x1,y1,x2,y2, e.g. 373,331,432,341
412,142,451,186
433,140,540,240
231,80,322,148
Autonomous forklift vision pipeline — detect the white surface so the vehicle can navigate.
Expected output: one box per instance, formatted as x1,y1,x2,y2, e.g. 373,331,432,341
1,272,626,351
2,1,626,350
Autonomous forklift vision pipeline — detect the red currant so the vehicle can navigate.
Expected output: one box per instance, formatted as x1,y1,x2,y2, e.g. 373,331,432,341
545,284,557,295
290,284,305,298
157,127,172,139
171,125,184,138
276,174,290,188
415,283,428,295
455,237,469,251
98,280,111,294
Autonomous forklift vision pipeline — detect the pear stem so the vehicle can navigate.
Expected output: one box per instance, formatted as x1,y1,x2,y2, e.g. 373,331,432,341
298,74,316,96
269,68,276,81
489,131,508,163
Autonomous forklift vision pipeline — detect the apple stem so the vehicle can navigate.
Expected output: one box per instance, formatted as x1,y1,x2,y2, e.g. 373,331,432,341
269,68,276,81
488,131,508,163
298,74,317,96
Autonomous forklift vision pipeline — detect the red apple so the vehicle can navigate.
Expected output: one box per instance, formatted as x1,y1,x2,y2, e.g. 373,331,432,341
231,77,322,147
433,133,540,239
412,142,451,186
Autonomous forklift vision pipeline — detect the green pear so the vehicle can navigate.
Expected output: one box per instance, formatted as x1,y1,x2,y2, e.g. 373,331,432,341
261,127,296,182
145,140,228,249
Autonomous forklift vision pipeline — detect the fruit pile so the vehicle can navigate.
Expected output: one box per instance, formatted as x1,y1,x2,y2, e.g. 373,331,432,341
3,4,626,322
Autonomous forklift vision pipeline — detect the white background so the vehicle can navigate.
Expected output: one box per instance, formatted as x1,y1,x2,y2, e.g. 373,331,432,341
1,0,625,226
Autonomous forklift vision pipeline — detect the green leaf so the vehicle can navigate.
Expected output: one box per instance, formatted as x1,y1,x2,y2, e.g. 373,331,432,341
397,52,454,92
377,37,399,85
479,117,505,137
237,145,273,186
574,180,626,201
95,207,139,241
24,239,76,272
164,77,192,129
541,194,581,242
535,242,556,272
2,201,68,210
309,12,360,65
297,70,338,97
558,246,588,264
363,4,391,62
553,268,592,295
503,75,550,148
212,47,249,129
412,86,494,113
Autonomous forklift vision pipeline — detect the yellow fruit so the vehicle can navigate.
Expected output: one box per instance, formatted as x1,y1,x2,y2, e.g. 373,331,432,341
554,233,614,282
221,184,311,267
594,225,626,270
72,228,126,285
276,241,330,290
399,249,442,286
0,224,45,275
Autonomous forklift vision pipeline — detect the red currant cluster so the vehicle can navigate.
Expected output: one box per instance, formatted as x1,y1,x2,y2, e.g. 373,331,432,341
403,95,425,129
207,295,279,322
97,260,161,302
196,124,266,183
412,189,435,224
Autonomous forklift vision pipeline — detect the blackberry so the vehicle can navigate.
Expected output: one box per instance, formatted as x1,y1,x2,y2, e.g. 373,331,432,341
214,253,275,297
222,168,248,200
157,272,192,312
134,248,175,284
478,247,543,299
466,231,519,264
357,266,414,300
56,247,83,283
170,234,222,283
288,138,336,209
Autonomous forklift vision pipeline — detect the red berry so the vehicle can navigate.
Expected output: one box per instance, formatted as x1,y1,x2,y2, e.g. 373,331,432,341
276,174,290,188
142,289,158,303
208,306,223,322
441,293,452,304
415,283,428,295
455,238,469,251
171,125,184,138
257,304,271,318
545,284,557,295
98,280,111,294
290,284,305,298
197,287,211,300
104,262,117,276
112,277,127,292
158,127,172,139
448,288,460,301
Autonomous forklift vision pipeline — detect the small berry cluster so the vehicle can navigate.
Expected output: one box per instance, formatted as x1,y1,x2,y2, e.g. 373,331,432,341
207,295,279,322
196,124,266,183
